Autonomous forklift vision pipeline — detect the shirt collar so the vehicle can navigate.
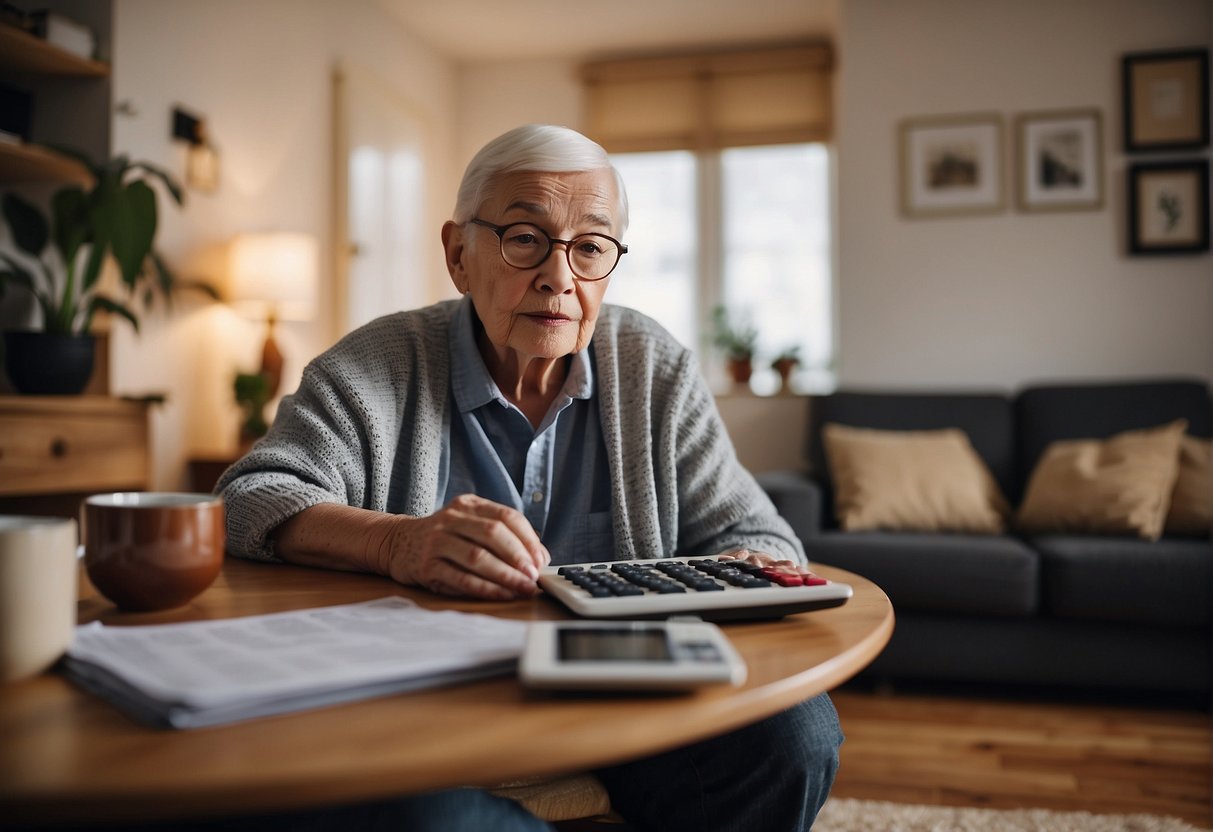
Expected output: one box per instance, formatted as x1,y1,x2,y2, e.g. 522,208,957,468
449,294,594,415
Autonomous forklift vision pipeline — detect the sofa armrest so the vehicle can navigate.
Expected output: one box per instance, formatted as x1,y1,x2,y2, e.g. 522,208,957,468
755,470,824,542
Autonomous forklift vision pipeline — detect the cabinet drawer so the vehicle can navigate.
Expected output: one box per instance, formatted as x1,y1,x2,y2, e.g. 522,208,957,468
0,408,149,496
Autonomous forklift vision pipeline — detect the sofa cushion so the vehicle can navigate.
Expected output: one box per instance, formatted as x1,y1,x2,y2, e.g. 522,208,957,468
808,391,1016,524
1015,420,1188,541
1033,535,1212,627
1166,435,1212,537
808,531,1038,616
1015,379,1213,491
822,424,1009,533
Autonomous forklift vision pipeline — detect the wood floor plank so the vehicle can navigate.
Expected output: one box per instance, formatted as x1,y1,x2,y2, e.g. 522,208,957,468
829,685,1212,828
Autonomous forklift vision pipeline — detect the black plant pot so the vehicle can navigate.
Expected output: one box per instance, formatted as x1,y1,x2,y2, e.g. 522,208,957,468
2,331,96,395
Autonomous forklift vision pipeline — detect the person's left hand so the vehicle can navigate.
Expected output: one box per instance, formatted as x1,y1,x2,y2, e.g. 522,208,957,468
716,548,822,580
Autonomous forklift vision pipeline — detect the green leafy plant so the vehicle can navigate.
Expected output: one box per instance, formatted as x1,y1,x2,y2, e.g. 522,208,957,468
710,305,758,361
234,371,272,442
0,150,210,335
771,345,801,369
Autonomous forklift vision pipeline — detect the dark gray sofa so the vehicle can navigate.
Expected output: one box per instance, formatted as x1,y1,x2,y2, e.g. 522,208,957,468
758,378,1212,694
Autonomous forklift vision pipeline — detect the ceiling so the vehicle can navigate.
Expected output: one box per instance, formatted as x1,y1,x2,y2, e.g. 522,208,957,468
373,0,839,63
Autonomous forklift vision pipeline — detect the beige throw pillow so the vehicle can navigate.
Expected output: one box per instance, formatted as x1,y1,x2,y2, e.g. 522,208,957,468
822,423,1009,533
1015,420,1187,541
1164,435,1212,537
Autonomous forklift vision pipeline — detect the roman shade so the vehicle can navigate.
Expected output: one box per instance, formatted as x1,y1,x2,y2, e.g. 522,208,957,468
581,41,834,152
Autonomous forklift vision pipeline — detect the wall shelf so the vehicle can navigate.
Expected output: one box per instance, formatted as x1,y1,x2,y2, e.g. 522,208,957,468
0,141,91,184
0,23,109,77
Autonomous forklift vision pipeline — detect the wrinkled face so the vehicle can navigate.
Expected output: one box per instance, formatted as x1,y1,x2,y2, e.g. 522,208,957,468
443,169,620,365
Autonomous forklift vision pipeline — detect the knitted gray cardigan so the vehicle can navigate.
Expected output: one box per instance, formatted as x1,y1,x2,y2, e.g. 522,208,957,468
217,300,805,565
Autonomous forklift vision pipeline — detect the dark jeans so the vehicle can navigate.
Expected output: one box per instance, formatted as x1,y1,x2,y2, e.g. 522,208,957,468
108,693,842,832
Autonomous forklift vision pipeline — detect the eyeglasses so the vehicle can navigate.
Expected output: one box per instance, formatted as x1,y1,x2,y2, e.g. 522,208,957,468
468,218,627,281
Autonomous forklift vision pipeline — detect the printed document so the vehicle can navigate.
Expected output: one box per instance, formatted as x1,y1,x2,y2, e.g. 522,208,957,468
63,597,527,729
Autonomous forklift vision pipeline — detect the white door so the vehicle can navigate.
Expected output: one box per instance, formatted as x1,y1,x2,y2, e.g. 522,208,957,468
334,64,427,335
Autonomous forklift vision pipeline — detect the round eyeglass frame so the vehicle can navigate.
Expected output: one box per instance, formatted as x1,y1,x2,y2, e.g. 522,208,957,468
468,218,627,281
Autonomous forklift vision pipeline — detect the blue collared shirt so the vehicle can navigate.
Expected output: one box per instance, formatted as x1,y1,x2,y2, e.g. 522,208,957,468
441,296,614,565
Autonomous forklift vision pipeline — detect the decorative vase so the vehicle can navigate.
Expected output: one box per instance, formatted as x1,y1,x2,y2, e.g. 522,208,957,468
2,332,96,395
772,359,798,393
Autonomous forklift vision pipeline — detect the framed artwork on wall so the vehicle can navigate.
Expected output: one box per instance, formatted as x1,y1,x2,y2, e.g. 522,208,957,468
1127,160,1210,255
899,114,1004,218
1016,109,1104,212
1122,48,1209,152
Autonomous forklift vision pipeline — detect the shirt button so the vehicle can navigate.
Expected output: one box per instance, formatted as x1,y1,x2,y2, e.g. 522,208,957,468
532,491,544,503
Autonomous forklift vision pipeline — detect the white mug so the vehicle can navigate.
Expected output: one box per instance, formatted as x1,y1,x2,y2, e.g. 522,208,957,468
0,516,78,683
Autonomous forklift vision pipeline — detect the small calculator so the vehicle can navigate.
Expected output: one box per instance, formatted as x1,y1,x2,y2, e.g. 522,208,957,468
537,555,852,621
519,619,747,690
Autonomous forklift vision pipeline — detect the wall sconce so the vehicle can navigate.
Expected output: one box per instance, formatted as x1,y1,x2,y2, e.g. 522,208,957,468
172,106,219,193
227,232,319,399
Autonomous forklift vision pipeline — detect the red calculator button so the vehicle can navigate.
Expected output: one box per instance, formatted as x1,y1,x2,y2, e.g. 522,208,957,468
803,573,828,586
760,568,804,587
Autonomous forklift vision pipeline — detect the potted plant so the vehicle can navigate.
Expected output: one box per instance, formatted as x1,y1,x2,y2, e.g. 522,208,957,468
710,305,758,386
234,371,272,454
0,150,205,394
770,346,801,392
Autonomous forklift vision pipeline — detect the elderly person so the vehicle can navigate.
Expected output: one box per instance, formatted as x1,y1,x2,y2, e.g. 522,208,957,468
218,124,842,832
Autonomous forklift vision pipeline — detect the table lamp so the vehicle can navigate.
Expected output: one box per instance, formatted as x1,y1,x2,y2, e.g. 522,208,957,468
227,232,319,398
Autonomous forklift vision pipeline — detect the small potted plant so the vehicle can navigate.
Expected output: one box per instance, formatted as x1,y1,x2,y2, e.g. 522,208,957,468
234,371,272,454
710,305,758,386
0,150,212,395
770,346,801,392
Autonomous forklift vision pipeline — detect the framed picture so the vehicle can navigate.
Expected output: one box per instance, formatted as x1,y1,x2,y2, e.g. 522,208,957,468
1016,109,1104,212
899,114,1004,217
1122,48,1209,151
1127,160,1210,255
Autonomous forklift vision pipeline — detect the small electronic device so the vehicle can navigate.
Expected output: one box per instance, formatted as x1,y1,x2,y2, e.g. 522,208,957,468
519,619,747,691
537,555,853,621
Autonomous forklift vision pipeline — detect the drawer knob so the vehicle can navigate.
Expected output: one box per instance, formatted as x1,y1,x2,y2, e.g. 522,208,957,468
50,438,69,458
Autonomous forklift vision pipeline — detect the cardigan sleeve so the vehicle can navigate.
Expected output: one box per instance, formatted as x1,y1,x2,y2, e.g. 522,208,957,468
216,306,453,562
665,349,808,565
216,356,381,562
596,305,806,565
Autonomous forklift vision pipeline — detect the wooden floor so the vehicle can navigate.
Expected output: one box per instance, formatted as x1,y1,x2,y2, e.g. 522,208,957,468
829,683,1212,828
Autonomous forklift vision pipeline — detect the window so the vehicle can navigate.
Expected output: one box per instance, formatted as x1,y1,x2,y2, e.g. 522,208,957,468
609,144,834,393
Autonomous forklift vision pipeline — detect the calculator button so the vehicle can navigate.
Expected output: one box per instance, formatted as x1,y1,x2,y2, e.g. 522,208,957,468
760,568,804,587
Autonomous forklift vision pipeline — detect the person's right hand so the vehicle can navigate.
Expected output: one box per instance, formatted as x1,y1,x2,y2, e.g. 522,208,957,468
385,494,551,601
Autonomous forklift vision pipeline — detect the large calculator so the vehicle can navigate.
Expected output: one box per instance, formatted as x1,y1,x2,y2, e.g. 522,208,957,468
537,555,852,621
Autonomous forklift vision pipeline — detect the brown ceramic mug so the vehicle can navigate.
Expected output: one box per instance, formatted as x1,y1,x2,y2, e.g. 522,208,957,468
82,493,224,612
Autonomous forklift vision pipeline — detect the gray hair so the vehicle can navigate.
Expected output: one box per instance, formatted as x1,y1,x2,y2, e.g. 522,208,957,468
452,124,629,234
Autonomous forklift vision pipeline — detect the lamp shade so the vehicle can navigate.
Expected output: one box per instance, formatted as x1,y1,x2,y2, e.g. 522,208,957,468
227,232,319,321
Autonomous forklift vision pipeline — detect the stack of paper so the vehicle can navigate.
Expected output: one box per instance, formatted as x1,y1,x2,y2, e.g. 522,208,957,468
63,597,528,729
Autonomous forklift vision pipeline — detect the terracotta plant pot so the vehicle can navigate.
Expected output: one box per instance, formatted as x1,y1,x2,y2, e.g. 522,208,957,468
772,358,798,392
726,357,753,385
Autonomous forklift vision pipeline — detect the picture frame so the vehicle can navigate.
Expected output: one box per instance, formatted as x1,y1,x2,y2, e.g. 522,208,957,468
1126,160,1210,255
1122,48,1209,152
899,114,1004,218
1016,109,1104,212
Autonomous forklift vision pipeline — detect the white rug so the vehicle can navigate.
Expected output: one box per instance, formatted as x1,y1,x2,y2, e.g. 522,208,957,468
814,798,1212,832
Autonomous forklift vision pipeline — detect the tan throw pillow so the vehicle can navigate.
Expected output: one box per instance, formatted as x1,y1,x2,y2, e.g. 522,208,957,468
1015,420,1188,541
822,423,1010,533
1164,435,1212,537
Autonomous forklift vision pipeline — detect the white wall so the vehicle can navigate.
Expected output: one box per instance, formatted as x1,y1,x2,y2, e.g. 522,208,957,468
453,59,584,190
836,0,1212,391
110,0,459,488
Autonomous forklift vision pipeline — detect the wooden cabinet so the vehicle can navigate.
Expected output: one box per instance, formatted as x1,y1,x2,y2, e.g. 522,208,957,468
0,395,149,517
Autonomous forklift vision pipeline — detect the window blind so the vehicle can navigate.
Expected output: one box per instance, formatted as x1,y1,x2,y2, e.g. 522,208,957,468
581,42,834,152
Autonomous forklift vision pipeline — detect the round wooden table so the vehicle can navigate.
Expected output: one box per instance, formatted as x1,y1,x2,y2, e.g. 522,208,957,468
0,558,892,825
